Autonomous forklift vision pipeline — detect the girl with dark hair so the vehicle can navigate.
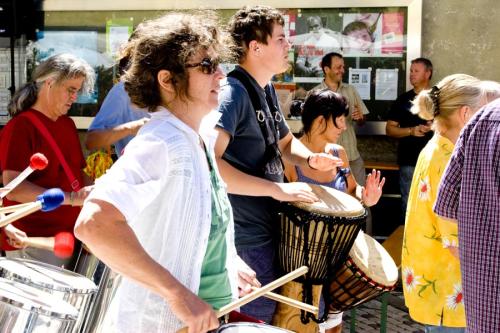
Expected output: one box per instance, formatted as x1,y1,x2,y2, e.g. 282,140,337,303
285,89,384,204
284,89,385,333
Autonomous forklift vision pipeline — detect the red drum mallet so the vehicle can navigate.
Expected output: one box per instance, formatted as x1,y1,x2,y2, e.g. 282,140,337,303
24,232,75,259
1,153,48,199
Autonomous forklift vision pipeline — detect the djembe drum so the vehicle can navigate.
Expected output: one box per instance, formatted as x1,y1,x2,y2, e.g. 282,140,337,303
327,230,398,313
274,184,366,331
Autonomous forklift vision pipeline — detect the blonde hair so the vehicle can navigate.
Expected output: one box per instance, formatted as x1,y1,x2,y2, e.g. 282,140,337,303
411,74,483,131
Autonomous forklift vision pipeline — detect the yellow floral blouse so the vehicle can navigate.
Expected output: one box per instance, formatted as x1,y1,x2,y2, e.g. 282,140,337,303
402,135,465,327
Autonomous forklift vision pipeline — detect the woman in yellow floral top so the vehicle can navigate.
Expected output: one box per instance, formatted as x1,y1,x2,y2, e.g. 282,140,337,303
402,74,487,332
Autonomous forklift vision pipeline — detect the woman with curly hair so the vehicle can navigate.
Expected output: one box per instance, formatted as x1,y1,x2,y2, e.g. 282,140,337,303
75,12,258,333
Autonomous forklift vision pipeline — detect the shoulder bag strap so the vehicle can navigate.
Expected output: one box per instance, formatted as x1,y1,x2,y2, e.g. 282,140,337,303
20,112,81,191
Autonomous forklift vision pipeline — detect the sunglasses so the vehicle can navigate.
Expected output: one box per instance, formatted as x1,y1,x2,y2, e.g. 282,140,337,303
185,57,220,75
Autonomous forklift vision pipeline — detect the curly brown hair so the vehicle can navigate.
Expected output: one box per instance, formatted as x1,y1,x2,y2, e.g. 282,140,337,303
228,5,284,63
122,12,228,111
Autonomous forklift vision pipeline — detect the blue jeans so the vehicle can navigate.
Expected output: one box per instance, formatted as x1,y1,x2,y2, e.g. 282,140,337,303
237,242,277,323
424,325,465,333
399,165,415,223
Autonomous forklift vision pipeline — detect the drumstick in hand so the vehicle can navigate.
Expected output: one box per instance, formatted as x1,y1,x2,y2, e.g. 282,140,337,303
176,266,309,333
1,153,48,199
250,286,319,315
24,232,75,258
0,188,64,228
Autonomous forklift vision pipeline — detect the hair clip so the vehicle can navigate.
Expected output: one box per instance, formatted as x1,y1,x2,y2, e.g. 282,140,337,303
430,85,440,116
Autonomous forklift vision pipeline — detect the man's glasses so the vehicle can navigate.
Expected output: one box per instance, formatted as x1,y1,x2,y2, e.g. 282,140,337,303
185,57,220,75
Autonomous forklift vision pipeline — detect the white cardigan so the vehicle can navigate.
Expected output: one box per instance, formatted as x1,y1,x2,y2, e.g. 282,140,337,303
88,108,238,332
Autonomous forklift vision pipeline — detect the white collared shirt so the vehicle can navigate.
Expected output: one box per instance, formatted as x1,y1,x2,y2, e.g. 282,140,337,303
88,107,238,332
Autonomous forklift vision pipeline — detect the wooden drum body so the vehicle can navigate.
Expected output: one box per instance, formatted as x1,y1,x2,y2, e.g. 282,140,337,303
271,281,322,333
277,184,367,284
328,231,398,313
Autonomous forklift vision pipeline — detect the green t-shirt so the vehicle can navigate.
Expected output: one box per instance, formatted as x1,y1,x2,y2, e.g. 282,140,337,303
198,149,232,310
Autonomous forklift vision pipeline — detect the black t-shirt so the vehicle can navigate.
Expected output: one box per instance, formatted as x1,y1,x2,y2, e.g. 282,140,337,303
388,89,433,166
217,66,290,249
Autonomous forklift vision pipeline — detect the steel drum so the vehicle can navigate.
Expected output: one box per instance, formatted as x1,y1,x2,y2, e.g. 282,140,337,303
0,258,97,333
217,322,294,332
0,277,78,333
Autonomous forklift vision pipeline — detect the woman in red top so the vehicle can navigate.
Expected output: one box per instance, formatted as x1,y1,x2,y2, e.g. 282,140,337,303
0,53,95,267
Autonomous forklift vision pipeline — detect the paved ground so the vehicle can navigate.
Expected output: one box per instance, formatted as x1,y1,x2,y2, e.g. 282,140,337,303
341,291,424,333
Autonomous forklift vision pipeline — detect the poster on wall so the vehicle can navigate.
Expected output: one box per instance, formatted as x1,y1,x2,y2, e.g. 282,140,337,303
106,19,134,59
348,67,372,100
287,10,341,83
375,68,398,100
287,10,405,85
34,30,113,104
341,13,404,57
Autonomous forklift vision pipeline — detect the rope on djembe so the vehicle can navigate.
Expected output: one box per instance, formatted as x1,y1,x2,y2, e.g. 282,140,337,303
277,204,367,284
327,258,396,313
276,204,368,323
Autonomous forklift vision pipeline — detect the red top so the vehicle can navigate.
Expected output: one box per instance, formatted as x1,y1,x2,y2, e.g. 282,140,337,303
0,109,85,249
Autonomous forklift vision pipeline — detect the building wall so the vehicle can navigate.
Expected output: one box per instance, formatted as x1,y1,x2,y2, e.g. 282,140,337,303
422,0,500,84
362,0,500,163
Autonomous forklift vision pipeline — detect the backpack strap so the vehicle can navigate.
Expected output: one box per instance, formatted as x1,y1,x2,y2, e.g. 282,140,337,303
20,112,81,191
227,70,283,175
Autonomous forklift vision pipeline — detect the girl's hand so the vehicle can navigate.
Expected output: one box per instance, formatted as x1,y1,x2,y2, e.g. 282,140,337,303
361,169,385,207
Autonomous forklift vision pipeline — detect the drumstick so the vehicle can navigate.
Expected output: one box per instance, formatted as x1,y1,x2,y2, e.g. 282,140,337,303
217,266,308,317
0,188,64,228
176,266,308,333
0,202,33,214
24,232,75,258
0,153,48,199
250,286,319,315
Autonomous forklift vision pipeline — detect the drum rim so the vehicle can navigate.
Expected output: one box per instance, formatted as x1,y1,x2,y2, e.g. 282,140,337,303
0,295,79,320
0,280,79,320
346,233,398,286
217,322,290,332
288,184,365,217
0,258,97,294
345,258,397,291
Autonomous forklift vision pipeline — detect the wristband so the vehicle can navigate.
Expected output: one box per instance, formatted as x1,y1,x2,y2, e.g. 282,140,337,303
307,155,317,170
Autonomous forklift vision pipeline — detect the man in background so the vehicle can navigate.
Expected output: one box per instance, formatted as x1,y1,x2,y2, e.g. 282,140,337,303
386,58,433,222
312,52,371,233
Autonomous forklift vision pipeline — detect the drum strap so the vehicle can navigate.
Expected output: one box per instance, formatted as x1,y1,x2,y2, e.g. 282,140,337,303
226,70,284,179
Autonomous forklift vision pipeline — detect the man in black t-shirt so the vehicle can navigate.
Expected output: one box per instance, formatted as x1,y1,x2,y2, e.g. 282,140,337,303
386,58,433,222
215,6,342,322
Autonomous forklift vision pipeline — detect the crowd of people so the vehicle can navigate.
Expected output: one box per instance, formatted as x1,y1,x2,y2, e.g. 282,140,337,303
0,5,499,333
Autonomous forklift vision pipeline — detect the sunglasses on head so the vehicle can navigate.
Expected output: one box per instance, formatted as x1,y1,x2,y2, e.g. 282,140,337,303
185,57,220,75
